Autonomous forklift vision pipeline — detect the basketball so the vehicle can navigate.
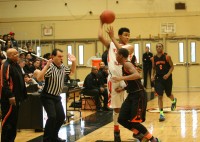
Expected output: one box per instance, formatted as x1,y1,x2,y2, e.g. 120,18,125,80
100,10,115,24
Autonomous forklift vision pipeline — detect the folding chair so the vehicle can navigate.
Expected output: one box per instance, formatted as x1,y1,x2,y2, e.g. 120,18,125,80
80,90,96,111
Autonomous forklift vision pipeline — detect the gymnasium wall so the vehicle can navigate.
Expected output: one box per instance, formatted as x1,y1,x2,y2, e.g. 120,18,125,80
0,0,200,81
0,0,200,39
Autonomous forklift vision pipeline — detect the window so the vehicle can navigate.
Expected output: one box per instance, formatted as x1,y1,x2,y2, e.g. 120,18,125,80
190,42,196,63
36,46,41,57
178,42,184,62
145,43,151,51
78,45,84,65
134,43,139,63
67,45,72,65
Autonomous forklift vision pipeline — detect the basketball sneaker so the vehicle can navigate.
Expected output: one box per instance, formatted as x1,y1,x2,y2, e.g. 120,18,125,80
114,131,121,142
171,98,177,111
159,114,165,122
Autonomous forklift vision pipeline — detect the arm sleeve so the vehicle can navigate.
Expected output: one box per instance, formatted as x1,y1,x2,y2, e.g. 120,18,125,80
44,66,52,78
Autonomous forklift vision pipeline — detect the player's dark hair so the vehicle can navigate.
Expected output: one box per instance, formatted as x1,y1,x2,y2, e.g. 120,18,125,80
118,27,130,35
118,48,129,58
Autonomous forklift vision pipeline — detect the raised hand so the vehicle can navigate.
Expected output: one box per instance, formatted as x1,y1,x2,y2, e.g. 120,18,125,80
68,53,76,62
106,26,114,39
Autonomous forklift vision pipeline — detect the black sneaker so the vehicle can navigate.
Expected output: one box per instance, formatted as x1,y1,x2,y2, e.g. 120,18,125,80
171,98,177,111
114,131,121,142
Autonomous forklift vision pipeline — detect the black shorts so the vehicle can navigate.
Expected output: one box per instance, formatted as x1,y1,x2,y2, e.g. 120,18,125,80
155,75,172,97
119,90,147,123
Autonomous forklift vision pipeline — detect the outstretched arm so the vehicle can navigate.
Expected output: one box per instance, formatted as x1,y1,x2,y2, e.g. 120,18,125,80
98,21,110,49
111,62,141,82
36,59,52,81
68,53,76,75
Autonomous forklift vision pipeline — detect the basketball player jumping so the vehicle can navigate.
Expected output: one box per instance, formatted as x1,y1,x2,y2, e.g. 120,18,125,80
151,43,177,122
98,20,134,142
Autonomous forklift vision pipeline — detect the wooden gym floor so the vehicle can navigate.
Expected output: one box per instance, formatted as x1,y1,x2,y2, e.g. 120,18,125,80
1,90,200,142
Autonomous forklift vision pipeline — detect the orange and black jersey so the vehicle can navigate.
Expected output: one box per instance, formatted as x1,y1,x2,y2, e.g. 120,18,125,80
122,62,144,93
152,54,171,77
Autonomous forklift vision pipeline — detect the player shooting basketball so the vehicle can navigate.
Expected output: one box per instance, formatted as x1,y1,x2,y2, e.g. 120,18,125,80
98,10,134,142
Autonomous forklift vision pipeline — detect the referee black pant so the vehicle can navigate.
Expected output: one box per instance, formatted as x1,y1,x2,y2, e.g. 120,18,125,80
41,93,65,142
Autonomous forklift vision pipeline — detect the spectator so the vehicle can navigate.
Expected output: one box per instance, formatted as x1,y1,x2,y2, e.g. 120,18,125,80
24,73,42,89
18,58,26,75
98,65,108,87
83,66,109,111
9,32,18,48
29,59,41,73
142,46,154,90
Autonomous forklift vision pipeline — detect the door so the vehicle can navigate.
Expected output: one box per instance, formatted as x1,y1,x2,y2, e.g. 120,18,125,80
166,38,200,91
187,39,200,90
75,41,96,81
130,39,143,64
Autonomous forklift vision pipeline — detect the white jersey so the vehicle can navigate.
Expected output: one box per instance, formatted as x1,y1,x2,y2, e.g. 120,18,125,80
107,42,122,77
107,42,133,76
107,42,132,108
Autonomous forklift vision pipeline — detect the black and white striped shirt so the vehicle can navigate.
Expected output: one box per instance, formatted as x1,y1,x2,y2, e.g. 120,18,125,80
43,63,70,96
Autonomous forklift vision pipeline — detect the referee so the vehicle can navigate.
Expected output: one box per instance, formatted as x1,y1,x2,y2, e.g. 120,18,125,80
37,49,76,142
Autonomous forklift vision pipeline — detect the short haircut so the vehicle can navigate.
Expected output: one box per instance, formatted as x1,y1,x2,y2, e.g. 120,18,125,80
118,27,130,35
118,48,129,58
91,66,98,72
52,49,63,56
43,53,51,59
156,43,164,47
